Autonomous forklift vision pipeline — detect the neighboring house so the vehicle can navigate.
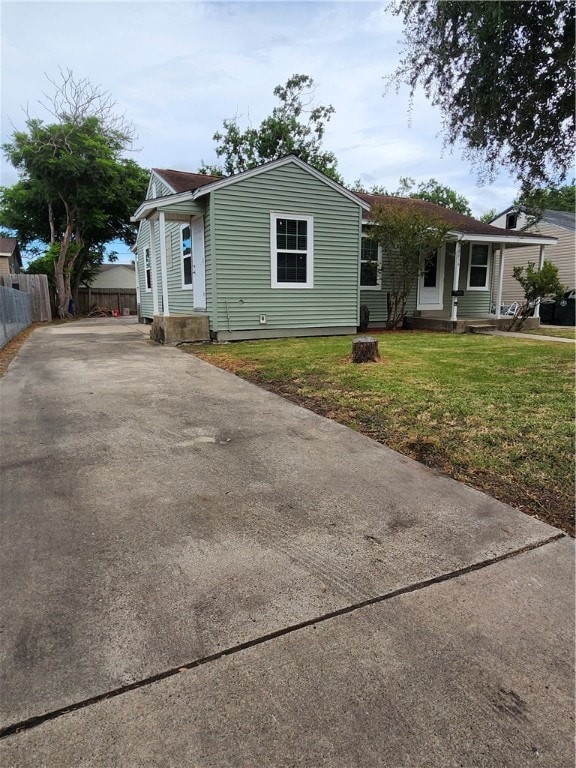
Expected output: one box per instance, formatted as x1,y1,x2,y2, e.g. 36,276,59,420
489,207,575,303
0,237,22,275
132,156,556,342
88,263,136,290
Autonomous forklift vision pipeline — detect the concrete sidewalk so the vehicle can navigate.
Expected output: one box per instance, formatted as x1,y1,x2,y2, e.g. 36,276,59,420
1,318,573,766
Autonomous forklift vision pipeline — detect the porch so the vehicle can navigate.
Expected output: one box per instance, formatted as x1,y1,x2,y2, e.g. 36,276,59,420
406,313,540,334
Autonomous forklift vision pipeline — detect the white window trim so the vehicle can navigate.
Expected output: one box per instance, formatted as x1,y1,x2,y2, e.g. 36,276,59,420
467,242,491,291
144,247,152,292
181,223,193,290
360,233,382,290
270,211,314,289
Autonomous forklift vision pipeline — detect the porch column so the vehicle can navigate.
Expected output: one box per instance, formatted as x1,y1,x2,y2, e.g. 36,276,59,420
149,218,160,315
158,211,170,316
496,242,506,319
450,240,462,321
533,244,546,319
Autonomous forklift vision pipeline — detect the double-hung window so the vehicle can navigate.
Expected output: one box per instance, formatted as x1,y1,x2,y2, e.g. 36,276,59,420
271,212,314,288
181,225,192,289
360,234,381,289
467,243,490,289
144,247,151,291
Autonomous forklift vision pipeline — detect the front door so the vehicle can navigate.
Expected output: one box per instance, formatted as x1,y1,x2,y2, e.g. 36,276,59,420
417,245,445,310
191,217,206,310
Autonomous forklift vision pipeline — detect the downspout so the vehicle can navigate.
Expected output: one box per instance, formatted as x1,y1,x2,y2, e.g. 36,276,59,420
496,242,506,319
450,240,462,322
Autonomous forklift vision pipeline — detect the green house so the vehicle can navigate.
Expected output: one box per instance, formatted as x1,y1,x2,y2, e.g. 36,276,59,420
133,156,556,342
132,156,369,343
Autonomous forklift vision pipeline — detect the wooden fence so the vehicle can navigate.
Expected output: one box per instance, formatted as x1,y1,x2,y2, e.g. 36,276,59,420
76,287,137,315
0,274,52,322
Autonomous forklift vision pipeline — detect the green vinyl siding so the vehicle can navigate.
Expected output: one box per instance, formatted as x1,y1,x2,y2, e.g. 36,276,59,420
442,242,492,315
211,163,362,332
165,221,194,315
135,219,153,318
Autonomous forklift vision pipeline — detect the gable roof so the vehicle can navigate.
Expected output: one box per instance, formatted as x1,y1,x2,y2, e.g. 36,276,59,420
99,263,135,273
0,237,22,267
356,193,557,245
152,168,223,194
0,237,19,255
539,210,575,231
490,205,575,232
133,156,370,222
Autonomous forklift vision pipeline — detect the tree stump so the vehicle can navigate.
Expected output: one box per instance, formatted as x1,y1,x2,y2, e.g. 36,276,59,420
352,336,380,363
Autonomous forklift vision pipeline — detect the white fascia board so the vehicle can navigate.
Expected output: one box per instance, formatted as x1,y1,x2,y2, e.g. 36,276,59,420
192,155,372,211
449,231,558,246
131,190,195,222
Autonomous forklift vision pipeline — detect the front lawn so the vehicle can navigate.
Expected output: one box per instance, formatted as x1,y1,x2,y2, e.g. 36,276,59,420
184,332,575,535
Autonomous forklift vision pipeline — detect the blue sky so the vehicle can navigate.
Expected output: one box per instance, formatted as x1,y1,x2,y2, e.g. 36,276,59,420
1,0,523,262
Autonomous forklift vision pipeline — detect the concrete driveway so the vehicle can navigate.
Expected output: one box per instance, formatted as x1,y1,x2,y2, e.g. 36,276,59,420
1,318,573,766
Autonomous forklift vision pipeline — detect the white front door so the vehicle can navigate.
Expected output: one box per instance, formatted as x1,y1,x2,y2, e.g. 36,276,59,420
191,217,206,310
417,245,445,310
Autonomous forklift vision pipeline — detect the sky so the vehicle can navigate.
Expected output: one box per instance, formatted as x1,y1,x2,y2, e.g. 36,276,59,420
1,0,523,262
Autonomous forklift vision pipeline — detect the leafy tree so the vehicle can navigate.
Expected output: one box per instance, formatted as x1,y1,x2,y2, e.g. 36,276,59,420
368,202,451,328
412,179,471,216
199,74,341,182
390,1,575,187
515,183,576,214
480,209,497,224
510,260,566,330
1,71,148,317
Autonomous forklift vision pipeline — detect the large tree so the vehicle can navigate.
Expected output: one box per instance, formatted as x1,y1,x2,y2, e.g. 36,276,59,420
199,74,341,182
1,72,148,317
390,1,575,187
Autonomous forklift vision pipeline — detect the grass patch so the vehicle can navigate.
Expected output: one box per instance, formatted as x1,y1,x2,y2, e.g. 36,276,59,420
184,331,575,535
523,327,576,340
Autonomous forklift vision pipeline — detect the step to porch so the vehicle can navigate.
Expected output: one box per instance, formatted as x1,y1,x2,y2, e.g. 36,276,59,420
466,324,498,334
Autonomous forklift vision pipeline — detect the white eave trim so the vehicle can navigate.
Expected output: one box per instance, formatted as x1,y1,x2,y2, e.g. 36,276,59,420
192,155,371,210
131,189,197,221
446,231,558,246
132,156,370,222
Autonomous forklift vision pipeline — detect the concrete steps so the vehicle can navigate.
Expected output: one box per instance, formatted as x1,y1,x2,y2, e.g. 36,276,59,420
466,324,498,334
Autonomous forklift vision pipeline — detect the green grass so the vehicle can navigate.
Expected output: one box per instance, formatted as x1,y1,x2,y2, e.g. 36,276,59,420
523,327,576,340
185,331,575,534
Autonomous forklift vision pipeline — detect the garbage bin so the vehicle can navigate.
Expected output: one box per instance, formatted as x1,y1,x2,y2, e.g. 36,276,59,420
539,300,556,325
554,294,575,326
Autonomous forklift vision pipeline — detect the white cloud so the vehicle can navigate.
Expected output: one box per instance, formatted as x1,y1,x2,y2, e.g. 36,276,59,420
1,1,523,221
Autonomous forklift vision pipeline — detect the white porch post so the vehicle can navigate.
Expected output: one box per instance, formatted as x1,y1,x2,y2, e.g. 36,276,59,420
450,240,461,321
533,244,546,319
158,211,170,316
496,242,506,319
149,218,159,315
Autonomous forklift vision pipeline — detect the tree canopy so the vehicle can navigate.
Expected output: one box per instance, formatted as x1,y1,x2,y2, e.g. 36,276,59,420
199,74,342,182
1,71,148,316
390,1,575,187
515,183,576,214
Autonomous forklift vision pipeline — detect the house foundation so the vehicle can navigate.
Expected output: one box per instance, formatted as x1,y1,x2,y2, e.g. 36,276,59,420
150,314,210,345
